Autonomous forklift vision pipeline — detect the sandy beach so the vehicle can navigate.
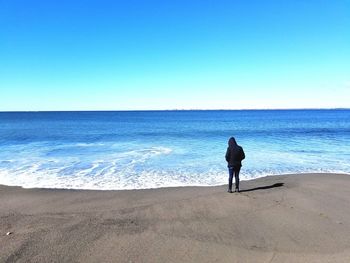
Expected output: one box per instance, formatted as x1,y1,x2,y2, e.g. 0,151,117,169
1,173,350,262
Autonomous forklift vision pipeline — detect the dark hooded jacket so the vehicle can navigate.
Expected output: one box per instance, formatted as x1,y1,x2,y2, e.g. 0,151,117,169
225,137,245,168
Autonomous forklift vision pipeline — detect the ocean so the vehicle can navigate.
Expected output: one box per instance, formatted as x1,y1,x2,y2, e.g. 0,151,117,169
0,110,349,190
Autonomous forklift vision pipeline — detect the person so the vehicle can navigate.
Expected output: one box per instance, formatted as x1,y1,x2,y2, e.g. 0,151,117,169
225,137,245,193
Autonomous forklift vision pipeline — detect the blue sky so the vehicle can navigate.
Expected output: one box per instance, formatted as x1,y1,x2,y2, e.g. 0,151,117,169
1,0,349,111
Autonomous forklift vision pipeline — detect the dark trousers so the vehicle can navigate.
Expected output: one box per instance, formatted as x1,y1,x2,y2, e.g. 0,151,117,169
228,166,241,191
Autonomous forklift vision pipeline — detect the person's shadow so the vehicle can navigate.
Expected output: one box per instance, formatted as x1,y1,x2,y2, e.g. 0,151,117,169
240,183,284,193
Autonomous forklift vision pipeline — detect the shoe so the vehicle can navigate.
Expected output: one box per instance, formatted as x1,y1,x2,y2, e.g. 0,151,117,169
235,189,240,193
227,190,233,193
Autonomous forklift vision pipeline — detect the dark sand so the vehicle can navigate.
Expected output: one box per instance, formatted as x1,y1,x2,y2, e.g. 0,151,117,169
1,173,350,262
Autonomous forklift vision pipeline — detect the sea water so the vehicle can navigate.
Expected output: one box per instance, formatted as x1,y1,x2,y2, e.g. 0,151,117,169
0,110,349,190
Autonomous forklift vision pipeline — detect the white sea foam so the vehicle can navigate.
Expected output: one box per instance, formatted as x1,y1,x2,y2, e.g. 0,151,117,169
1,142,349,190
0,146,180,190
1,163,349,190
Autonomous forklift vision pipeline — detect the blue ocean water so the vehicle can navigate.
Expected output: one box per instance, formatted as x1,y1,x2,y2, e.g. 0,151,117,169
0,110,349,190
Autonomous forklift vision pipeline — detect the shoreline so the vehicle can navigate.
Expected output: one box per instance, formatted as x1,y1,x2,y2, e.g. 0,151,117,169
2,172,350,192
1,173,350,262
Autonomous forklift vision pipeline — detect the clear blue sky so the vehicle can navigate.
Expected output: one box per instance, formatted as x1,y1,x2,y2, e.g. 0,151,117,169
1,0,349,111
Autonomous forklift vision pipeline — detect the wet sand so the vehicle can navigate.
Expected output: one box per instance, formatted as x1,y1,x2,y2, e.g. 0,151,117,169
1,173,350,262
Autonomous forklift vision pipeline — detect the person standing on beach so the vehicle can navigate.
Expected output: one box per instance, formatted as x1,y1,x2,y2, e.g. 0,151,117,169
225,137,245,193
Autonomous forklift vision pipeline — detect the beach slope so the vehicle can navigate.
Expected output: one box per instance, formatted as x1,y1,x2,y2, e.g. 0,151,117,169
1,173,350,262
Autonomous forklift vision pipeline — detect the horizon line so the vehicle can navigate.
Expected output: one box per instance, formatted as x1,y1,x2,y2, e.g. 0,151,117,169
0,107,349,113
